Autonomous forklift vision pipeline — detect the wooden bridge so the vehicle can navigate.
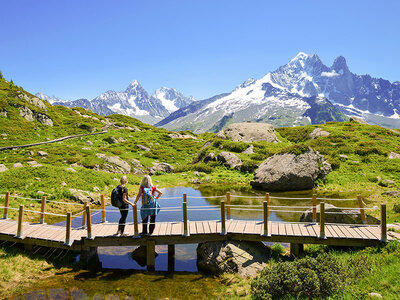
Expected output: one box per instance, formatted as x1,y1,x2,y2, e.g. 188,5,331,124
0,192,389,271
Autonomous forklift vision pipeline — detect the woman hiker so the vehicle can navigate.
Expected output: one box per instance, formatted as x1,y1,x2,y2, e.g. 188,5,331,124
116,175,135,236
134,175,162,235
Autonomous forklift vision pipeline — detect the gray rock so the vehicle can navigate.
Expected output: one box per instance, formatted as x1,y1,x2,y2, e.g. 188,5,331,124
61,182,67,187
0,164,8,172
194,171,200,177
217,152,242,170
18,105,53,126
27,161,42,167
309,128,330,139
197,241,270,277
368,292,383,298
17,92,47,111
0,133,7,136
382,179,395,186
37,151,48,157
203,152,216,163
105,136,119,144
192,178,202,184
96,153,131,174
37,191,45,195
82,147,91,150
69,188,100,205
0,109,7,117
66,168,76,172
215,131,227,139
388,152,400,159
349,116,369,124
242,145,254,154
382,190,400,197
168,133,197,139
137,144,150,151
130,159,146,175
93,186,101,192
251,147,331,191
117,137,127,143
193,141,213,163
149,163,174,175
220,123,280,143
13,163,23,168
300,203,380,224
28,151,34,156
339,154,348,160
86,140,93,146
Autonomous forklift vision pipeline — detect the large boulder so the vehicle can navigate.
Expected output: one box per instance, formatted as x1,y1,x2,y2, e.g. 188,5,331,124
18,106,53,126
388,152,400,159
349,116,368,124
300,203,380,224
149,162,174,175
251,147,331,191
0,164,8,172
217,152,242,170
96,153,131,174
197,241,270,277
69,188,100,205
218,123,280,143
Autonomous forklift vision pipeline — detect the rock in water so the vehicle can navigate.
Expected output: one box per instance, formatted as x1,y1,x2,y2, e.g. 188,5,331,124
251,147,331,191
219,123,280,143
300,203,380,224
197,241,270,277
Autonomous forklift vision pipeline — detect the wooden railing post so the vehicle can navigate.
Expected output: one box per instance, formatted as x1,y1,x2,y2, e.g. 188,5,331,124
65,212,71,245
86,205,92,239
40,196,46,224
183,193,188,236
226,192,231,219
381,204,387,242
320,202,325,239
101,194,106,223
133,204,139,237
266,193,270,217
82,201,88,228
358,195,367,224
312,194,317,222
16,204,24,238
220,200,226,235
3,191,10,219
263,201,268,236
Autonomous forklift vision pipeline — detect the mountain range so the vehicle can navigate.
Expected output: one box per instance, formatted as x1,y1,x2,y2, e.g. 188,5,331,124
37,81,194,124
37,52,400,131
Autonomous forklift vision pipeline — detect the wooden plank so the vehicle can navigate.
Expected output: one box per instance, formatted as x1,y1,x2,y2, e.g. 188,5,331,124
226,220,236,232
350,225,370,239
270,222,278,235
337,225,355,238
171,222,181,235
303,224,315,237
364,226,381,240
195,221,204,234
151,222,161,236
1,221,18,235
245,221,257,234
299,223,310,236
311,224,320,237
286,223,294,236
96,223,111,237
343,225,363,239
234,220,246,234
292,224,302,237
255,221,263,235
156,222,168,236
202,221,211,234
355,226,377,240
21,224,42,238
25,224,50,239
165,222,172,235
208,221,217,234
278,222,286,236
329,224,343,238
324,225,335,238
216,220,222,233
189,221,196,235
0,220,16,231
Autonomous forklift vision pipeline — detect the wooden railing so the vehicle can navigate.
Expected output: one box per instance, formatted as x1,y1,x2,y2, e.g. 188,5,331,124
1,192,387,245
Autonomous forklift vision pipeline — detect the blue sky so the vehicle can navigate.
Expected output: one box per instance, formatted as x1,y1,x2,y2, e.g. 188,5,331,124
1,0,399,100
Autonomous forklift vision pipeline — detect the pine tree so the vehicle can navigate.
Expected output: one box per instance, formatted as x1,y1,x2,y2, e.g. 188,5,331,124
0,70,3,79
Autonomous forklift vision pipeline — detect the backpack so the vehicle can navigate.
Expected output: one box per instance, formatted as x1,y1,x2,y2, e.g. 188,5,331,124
111,185,123,208
143,186,155,205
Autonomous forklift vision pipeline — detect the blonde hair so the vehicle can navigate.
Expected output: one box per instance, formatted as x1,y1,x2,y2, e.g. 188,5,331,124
120,175,128,186
140,175,152,187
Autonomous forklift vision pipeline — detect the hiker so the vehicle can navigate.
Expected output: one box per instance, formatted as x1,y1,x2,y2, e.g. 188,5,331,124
114,175,135,236
134,175,162,235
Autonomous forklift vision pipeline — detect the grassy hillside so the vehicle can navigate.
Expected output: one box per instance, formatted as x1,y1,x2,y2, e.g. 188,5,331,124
0,77,399,223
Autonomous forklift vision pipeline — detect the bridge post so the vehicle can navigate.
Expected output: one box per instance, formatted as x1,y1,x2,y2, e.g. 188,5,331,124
381,204,387,242
320,202,326,239
3,191,10,219
40,196,46,224
86,205,93,239
133,204,139,237
263,201,269,236
101,194,106,223
312,194,317,222
220,200,226,235
183,193,189,236
168,244,175,272
16,204,24,238
147,240,156,271
226,192,231,219
266,193,270,217
290,243,304,257
65,212,71,246
82,202,88,229
358,195,367,224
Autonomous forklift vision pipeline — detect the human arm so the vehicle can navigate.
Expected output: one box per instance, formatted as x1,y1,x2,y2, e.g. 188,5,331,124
122,191,134,206
134,188,142,205
154,187,162,200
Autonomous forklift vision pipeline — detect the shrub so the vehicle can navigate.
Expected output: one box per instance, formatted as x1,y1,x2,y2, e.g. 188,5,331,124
270,243,285,257
278,144,309,156
212,140,250,153
251,254,345,299
240,160,259,173
193,163,213,173
355,147,384,156
276,126,313,143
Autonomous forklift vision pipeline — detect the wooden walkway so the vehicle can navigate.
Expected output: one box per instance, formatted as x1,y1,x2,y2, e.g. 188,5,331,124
0,218,386,251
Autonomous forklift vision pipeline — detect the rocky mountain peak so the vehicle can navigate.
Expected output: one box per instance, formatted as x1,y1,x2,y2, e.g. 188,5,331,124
125,80,144,94
332,56,350,74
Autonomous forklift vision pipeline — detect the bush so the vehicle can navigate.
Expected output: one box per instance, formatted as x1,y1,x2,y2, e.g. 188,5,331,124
240,160,260,173
212,140,250,153
355,147,384,156
276,126,313,143
278,144,309,156
192,163,214,174
251,254,345,299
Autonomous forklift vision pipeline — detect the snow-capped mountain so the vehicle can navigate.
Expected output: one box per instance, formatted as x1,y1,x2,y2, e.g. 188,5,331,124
157,52,400,132
37,81,195,124
35,92,67,104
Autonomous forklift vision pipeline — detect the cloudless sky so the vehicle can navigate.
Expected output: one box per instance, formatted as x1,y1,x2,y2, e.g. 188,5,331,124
1,0,399,100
